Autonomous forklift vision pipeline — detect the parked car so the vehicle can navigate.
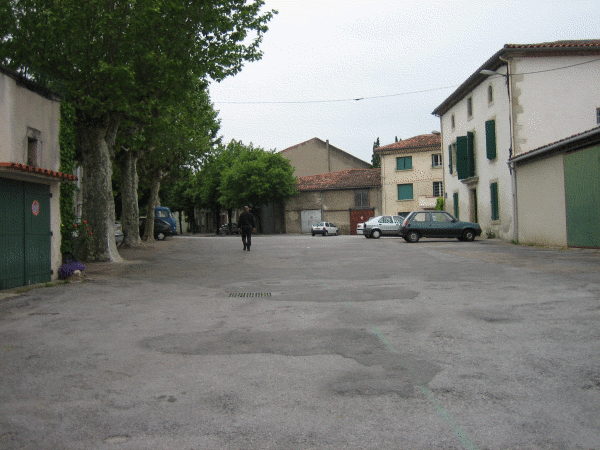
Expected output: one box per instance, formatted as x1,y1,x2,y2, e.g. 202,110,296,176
139,217,173,241
155,206,177,235
399,211,482,243
356,222,365,235
311,222,338,236
219,223,239,235
363,215,405,239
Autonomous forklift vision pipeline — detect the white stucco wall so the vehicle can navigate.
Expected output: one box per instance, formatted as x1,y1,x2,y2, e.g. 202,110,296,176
1,70,63,281
440,67,514,240
515,154,567,246
510,56,600,156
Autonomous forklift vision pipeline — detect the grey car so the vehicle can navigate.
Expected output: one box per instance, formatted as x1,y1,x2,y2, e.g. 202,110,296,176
363,215,404,239
399,211,482,243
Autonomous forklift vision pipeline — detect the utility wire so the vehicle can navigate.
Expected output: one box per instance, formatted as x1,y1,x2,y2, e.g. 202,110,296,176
214,57,600,105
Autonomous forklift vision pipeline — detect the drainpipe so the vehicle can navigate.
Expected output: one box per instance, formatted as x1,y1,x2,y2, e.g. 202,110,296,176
326,139,331,173
500,55,518,242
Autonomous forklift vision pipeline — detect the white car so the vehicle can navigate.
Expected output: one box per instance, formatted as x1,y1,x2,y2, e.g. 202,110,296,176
363,215,405,239
311,222,338,236
356,222,365,235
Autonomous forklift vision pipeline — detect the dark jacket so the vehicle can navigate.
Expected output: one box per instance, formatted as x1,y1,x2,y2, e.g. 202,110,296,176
238,211,256,231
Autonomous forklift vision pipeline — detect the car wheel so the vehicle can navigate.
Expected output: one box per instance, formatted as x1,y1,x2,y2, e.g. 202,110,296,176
323,230,328,236
312,233,315,236
462,229,476,242
406,230,420,243
156,232,166,241
365,234,370,238
372,229,381,239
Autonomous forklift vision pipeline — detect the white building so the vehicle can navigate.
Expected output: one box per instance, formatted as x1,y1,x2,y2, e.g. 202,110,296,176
433,40,600,243
1,66,75,289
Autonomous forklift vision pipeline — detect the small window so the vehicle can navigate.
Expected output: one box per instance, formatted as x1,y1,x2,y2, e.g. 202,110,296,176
432,153,442,167
488,85,494,104
597,107,600,124
396,156,412,171
26,127,42,167
27,138,38,167
433,181,443,197
451,114,456,130
397,183,413,201
467,97,473,118
355,189,369,208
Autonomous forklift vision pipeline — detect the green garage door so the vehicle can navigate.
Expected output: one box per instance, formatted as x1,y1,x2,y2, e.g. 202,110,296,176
0,178,51,289
564,145,600,248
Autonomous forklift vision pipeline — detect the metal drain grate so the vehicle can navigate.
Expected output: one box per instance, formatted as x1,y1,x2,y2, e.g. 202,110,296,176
229,292,271,298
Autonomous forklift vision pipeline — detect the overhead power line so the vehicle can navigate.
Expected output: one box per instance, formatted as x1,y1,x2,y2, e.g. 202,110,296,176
213,58,600,105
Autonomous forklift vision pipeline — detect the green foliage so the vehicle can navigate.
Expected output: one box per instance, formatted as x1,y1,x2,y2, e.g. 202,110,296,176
218,141,298,208
58,102,78,258
435,197,444,211
372,137,381,168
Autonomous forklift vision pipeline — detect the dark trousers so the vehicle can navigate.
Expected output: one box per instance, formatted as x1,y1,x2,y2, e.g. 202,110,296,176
241,228,252,248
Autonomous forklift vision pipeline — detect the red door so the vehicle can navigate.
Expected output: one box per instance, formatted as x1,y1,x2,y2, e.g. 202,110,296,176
350,209,375,235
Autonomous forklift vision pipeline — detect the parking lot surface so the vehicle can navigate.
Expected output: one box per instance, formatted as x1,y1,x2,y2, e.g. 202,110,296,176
1,234,599,449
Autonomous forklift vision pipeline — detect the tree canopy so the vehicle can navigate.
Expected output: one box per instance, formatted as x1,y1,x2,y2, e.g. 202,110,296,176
0,0,276,261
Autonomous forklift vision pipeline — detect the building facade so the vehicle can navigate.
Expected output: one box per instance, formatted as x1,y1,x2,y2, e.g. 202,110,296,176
433,40,600,242
285,168,381,235
374,134,443,217
280,137,372,178
1,66,76,289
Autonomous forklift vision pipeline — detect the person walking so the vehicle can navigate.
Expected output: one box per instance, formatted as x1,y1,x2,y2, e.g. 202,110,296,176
238,206,256,251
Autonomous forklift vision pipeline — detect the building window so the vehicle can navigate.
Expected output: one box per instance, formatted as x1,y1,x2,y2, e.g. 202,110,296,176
488,85,494,104
451,114,455,130
432,153,442,167
490,182,500,221
453,192,459,219
433,181,443,197
355,189,369,208
456,132,475,180
485,119,497,160
26,127,42,167
597,107,600,124
397,183,413,201
448,143,456,175
396,156,412,171
467,97,473,118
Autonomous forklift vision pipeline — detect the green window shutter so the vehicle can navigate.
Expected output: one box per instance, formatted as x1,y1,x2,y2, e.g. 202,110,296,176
453,192,459,218
466,131,475,177
396,156,412,170
397,184,413,200
485,120,497,160
490,182,499,220
456,136,468,179
448,144,453,174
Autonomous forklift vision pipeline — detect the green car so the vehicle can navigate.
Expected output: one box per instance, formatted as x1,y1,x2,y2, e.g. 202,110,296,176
399,211,482,243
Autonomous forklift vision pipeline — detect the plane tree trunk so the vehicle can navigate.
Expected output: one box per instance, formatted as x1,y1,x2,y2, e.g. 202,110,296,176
78,113,123,262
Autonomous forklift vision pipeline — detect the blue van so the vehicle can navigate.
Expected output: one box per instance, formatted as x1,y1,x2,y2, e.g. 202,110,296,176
155,206,177,235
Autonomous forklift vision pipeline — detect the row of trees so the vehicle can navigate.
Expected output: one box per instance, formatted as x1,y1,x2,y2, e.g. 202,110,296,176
0,0,278,261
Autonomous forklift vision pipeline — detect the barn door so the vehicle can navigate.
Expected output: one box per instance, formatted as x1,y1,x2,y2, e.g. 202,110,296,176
0,178,51,289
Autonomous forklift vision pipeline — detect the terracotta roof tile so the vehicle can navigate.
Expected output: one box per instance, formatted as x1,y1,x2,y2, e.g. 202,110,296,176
0,162,77,181
505,40,600,49
375,134,441,152
297,168,381,191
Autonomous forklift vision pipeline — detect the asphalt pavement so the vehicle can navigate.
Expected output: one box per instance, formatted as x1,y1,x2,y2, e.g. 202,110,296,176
1,234,599,449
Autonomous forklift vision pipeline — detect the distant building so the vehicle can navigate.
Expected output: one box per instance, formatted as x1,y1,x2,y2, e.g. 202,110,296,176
286,168,381,234
374,133,443,217
280,137,371,178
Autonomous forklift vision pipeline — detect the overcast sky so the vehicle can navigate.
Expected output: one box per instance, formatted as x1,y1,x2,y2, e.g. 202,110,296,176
208,0,600,164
